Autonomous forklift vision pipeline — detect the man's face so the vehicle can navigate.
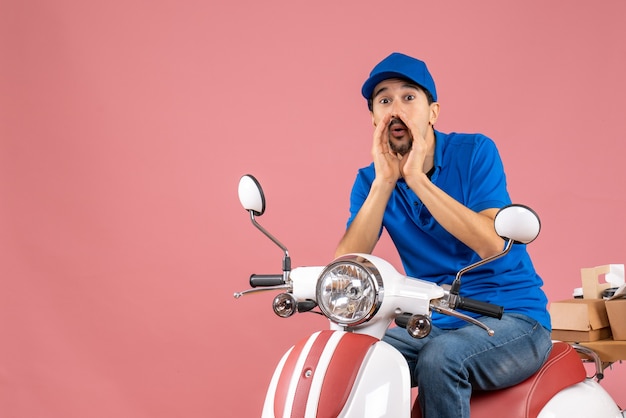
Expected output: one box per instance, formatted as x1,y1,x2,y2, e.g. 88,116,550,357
370,78,438,155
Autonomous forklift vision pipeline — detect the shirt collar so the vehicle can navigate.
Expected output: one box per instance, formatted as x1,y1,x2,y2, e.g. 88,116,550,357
433,129,444,170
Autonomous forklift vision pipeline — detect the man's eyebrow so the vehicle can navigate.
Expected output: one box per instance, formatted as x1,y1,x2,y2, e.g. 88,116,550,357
372,83,422,100
372,86,389,100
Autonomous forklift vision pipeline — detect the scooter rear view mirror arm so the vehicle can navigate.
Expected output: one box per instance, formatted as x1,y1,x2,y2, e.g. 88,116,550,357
449,238,514,297
249,211,292,282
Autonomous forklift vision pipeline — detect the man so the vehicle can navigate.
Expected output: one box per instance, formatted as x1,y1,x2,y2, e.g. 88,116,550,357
335,52,552,418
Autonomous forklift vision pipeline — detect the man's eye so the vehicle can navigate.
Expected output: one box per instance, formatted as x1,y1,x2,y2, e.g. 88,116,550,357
379,98,390,104
405,95,415,101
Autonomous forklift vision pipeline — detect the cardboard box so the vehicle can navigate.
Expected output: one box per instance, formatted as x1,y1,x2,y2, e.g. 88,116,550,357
605,298,626,340
578,339,626,362
581,265,612,299
550,299,611,342
551,328,612,343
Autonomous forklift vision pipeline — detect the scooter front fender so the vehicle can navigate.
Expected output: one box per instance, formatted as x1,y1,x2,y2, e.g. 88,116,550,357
262,330,411,418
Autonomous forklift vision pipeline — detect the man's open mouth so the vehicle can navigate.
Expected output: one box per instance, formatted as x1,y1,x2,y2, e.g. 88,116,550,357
389,119,408,137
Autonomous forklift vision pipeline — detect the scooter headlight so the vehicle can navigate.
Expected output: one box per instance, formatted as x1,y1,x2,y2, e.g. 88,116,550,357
316,255,383,326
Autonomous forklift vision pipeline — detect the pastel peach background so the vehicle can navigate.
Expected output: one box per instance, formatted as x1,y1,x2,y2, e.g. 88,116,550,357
1,1,625,416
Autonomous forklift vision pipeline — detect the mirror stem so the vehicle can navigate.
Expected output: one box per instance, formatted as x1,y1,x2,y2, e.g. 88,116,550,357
250,211,291,281
450,238,514,297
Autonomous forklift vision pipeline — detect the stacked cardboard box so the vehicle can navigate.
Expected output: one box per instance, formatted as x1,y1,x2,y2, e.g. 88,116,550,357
605,298,626,340
550,299,611,342
550,265,626,344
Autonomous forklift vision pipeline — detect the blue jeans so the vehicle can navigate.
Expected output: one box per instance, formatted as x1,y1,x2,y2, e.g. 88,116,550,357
383,313,552,418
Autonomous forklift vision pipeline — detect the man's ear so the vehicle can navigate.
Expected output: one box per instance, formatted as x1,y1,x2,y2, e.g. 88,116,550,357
429,103,440,125
371,112,377,127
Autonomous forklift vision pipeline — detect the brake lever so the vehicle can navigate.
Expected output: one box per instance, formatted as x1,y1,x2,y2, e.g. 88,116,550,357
233,284,291,299
430,300,495,336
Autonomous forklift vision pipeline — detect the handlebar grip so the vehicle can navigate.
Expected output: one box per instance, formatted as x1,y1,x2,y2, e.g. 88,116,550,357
456,297,503,319
249,274,284,287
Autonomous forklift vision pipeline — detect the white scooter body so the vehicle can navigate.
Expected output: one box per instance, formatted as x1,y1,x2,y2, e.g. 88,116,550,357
262,264,623,418
262,331,623,418
539,380,622,417
261,263,440,417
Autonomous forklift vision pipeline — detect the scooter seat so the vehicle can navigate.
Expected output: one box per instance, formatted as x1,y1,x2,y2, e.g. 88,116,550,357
411,341,587,418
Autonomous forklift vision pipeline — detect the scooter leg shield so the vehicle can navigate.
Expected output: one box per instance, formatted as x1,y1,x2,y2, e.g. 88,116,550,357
262,330,412,418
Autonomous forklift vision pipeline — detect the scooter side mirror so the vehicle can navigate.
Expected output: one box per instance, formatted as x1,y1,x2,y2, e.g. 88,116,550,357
238,174,266,216
236,174,291,291
493,204,541,244
448,204,541,320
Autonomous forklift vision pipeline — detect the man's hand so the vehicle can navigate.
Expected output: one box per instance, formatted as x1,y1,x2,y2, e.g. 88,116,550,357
371,113,403,185
395,110,429,183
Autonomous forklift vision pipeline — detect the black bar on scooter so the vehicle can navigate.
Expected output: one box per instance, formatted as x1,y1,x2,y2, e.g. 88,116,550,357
394,312,413,329
249,274,284,287
297,300,317,313
456,297,503,319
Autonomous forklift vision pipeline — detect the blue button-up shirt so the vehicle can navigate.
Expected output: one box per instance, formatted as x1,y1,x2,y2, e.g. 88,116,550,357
346,130,551,330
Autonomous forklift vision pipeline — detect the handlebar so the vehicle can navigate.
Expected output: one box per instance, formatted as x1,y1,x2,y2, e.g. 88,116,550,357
395,295,503,336
250,274,284,287
455,296,503,319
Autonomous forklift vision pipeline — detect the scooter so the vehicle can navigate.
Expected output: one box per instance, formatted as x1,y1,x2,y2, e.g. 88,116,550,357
234,174,625,418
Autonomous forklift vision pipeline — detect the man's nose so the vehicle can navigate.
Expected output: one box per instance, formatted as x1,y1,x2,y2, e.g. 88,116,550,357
391,99,403,114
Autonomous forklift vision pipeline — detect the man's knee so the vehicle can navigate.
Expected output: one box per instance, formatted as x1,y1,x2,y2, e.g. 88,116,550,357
417,341,462,375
